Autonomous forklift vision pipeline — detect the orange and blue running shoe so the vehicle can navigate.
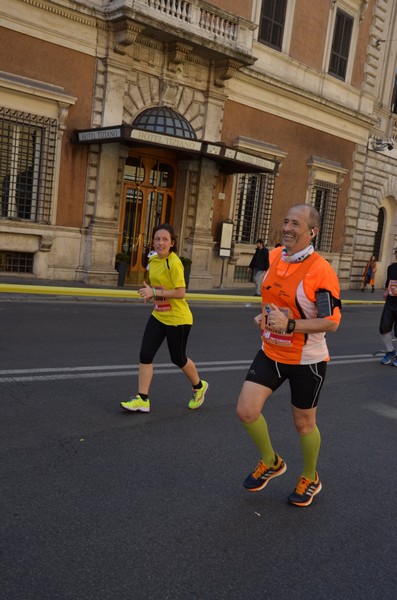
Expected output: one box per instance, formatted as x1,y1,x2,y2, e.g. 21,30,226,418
243,453,287,492
288,472,322,507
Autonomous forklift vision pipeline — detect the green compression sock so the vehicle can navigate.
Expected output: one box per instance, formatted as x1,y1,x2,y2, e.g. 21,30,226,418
243,414,276,466
300,426,321,481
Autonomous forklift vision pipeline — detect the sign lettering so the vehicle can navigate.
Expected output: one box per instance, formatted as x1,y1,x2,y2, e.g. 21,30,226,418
130,129,201,152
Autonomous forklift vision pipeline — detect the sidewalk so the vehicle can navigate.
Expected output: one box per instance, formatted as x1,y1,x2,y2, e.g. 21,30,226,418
0,275,386,304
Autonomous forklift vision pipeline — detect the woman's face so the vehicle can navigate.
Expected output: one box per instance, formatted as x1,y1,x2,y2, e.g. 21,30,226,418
153,229,174,258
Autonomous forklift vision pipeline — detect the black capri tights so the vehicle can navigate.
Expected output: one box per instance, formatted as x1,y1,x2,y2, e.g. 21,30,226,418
139,315,191,368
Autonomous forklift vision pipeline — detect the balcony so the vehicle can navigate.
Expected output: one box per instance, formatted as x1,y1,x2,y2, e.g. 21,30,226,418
105,0,257,67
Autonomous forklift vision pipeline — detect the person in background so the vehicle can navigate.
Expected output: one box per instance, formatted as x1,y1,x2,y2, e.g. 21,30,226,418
237,204,341,507
120,223,208,412
248,239,269,296
379,248,397,366
361,254,377,293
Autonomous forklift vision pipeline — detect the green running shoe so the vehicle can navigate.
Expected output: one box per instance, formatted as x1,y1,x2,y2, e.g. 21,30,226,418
188,380,208,410
120,394,150,413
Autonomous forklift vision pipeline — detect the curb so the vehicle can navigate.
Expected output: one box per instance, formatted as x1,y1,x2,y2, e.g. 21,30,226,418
0,283,385,305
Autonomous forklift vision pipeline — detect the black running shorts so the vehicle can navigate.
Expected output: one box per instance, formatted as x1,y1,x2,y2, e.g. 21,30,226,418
245,350,327,409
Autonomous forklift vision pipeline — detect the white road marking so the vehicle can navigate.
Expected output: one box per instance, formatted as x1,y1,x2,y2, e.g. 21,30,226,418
0,354,385,383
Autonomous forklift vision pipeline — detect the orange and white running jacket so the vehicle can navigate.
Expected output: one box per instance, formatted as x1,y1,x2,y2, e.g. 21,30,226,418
260,247,341,365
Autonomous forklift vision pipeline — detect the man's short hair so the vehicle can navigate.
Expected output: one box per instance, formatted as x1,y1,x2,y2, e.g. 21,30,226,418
256,239,264,244
290,204,320,229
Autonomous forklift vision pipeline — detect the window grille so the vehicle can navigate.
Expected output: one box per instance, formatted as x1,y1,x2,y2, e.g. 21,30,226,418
0,251,34,273
310,180,339,252
234,265,252,283
258,0,287,50
234,172,275,244
329,9,353,80
0,108,57,224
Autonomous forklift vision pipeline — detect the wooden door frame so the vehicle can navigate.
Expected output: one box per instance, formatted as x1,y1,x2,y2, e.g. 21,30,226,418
119,148,178,283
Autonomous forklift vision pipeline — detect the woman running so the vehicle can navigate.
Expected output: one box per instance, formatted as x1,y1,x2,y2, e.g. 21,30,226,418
120,223,208,413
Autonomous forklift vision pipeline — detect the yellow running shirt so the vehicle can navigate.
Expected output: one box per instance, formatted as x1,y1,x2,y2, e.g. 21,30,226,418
147,252,193,326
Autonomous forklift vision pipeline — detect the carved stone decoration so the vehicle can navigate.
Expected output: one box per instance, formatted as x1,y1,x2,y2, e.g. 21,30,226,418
158,79,180,107
359,1,369,21
307,166,318,188
167,42,194,73
113,20,145,55
214,59,242,87
39,236,54,252
330,0,368,21
58,104,69,132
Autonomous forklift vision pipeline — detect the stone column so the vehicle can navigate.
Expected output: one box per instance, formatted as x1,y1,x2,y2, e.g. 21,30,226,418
79,57,130,284
201,88,227,142
186,158,220,290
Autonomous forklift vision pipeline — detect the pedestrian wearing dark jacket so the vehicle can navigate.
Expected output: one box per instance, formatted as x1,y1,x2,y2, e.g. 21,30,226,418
379,248,397,366
248,239,270,296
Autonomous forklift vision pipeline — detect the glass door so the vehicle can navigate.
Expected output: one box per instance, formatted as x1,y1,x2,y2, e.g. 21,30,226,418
119,150,177,283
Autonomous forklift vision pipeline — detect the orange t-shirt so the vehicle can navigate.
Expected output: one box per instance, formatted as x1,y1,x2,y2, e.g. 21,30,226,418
260,248,341,365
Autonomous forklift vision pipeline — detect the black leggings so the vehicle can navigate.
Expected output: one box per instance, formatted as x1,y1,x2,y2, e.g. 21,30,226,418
379,303,397,336
139,315,191,368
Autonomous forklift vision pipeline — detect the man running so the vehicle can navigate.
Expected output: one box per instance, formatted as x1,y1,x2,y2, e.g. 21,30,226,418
237,204,341,507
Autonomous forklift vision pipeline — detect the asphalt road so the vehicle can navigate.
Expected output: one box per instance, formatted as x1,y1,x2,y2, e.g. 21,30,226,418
0,298,396,600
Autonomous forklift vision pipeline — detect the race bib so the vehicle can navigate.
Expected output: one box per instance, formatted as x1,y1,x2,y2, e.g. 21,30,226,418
154,294,172,312
388,280,397,296
262,304,294,347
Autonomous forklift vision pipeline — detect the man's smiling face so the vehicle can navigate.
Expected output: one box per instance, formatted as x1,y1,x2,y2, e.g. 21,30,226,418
282,205,317,255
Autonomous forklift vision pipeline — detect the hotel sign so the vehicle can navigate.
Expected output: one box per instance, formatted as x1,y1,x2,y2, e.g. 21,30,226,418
204,143,222,156
204,145,277,172
130,129,202,152
235,151,276,171
75,126,278,173
77,127,122,143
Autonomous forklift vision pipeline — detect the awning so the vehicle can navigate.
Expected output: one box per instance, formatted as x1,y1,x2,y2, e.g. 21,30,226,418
74,125,279,174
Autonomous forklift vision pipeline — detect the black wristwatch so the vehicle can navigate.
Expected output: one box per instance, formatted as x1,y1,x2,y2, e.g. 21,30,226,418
286,319,296,333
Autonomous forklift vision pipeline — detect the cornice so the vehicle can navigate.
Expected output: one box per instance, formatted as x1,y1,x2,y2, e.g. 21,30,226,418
13,0,107,29
132,33,163,52
232,67,375,128
130,35,210,69
0,70,77,105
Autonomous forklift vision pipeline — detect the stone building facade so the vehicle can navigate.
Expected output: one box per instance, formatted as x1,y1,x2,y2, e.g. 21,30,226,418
1,0,397,290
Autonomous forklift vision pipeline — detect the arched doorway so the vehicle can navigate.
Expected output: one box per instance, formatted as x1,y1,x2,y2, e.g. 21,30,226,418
119,148,177,283
118,106,198,283
372,197,397,288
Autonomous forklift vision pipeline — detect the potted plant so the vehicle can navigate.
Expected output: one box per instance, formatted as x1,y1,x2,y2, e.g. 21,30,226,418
115,252,130,287
179,255,192,289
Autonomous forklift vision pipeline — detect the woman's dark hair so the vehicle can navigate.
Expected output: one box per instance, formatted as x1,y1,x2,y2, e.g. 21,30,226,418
152,223,177,253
